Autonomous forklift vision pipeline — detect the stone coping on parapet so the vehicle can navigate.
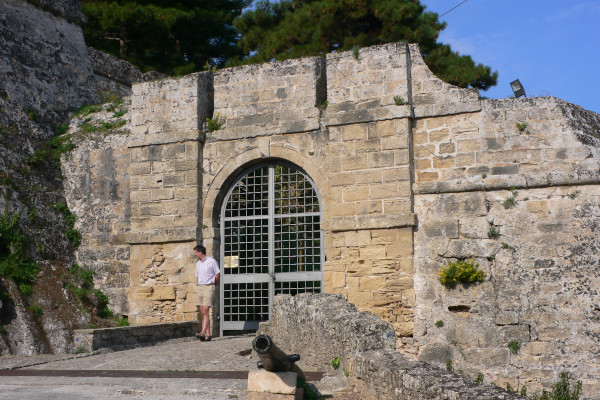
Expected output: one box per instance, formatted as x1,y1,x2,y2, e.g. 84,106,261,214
126,132,206,149
414,172,600,195
74,321,201,352
124,228,198,245
322,102,412,127
321,213,417,232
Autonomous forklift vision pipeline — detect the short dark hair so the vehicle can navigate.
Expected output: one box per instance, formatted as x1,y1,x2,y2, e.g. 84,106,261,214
194,244,206,254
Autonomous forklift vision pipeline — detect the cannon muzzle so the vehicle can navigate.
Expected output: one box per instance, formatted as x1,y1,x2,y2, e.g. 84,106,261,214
252,334,300,373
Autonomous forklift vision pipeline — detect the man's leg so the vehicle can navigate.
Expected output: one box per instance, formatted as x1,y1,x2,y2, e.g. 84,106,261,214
200,305,211,336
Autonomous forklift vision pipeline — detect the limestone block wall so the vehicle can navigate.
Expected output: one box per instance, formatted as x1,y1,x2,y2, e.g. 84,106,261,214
128,242,198,324
201,45,418,339
126,133,202,325
408,43,481,119
130,73,212,142
325,43,410,122
127,140,202,245
212,57,325,140
322,117,415,337
125,74,210,325
413,97,600,193
413,97,600,397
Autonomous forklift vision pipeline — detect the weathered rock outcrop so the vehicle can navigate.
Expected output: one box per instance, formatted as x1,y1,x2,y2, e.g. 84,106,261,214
0,0,100,355
87,46,167,98
0,261,91,355
0,0,169,354
0,0,98,257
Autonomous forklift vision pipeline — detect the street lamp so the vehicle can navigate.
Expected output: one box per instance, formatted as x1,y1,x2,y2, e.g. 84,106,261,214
510,79,526,98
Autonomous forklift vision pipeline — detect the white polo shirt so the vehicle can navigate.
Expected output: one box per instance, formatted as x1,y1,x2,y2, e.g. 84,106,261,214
195,256,220,285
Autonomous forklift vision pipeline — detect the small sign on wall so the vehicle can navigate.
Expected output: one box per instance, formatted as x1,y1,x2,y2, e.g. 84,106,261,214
224,255,239,269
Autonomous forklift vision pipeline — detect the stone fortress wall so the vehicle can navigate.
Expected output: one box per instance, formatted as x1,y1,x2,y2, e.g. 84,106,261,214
61,40,600,396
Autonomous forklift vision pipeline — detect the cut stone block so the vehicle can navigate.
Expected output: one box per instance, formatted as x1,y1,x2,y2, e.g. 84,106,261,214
247,370,297,395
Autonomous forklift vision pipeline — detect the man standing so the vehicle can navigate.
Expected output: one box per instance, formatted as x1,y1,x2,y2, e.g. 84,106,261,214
194,244,220,341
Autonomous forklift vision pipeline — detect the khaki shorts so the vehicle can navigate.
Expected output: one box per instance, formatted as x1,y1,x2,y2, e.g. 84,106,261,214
197,284,216,307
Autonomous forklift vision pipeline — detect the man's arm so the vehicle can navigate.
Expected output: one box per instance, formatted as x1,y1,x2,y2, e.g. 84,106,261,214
214,273,220,286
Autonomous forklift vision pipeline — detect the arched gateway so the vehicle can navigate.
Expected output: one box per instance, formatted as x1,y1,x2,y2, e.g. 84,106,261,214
219,162,323,334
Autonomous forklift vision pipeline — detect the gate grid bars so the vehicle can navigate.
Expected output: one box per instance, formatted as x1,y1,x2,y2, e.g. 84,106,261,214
220,163,323,333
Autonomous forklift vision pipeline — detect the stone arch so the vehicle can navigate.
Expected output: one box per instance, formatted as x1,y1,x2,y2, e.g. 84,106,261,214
201,145,331,248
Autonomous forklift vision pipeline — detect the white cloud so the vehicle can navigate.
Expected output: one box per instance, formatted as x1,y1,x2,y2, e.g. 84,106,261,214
438,32,476,55
544,2,600,21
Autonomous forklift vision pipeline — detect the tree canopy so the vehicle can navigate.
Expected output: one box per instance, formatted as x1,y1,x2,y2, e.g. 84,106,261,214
233,0,497,90
81,0,251,75
81,0,497,90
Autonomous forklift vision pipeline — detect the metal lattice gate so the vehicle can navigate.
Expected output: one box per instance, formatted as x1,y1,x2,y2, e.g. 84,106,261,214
220,163,323,333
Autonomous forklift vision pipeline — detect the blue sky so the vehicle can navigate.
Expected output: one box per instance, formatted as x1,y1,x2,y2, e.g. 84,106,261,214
420,0,600,113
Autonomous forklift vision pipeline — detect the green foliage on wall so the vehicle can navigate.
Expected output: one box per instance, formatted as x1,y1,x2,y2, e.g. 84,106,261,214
206,113,226,132
507,340,520,354
530,372,582,400
393,95,405,105
66,263,113,319
437,259,485,288
331,355,341,369
26,125,74,167
0,206,40,296
55,202,81,249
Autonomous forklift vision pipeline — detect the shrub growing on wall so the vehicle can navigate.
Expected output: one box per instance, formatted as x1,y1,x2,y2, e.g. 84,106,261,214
437,259,485,288
0,206,40,295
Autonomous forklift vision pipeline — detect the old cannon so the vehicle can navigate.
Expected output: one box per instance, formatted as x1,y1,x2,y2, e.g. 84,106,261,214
249,334,305,398
252,334,301,373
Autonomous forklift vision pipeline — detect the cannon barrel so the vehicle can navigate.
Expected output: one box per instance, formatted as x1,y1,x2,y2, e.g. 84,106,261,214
252,334,300,373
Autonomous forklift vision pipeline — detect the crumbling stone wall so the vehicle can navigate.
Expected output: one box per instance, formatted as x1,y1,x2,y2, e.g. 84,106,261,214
260,293,522,400
61,104,134,315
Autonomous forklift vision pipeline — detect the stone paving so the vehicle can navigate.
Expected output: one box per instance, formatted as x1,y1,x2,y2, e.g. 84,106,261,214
0,335,349,400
